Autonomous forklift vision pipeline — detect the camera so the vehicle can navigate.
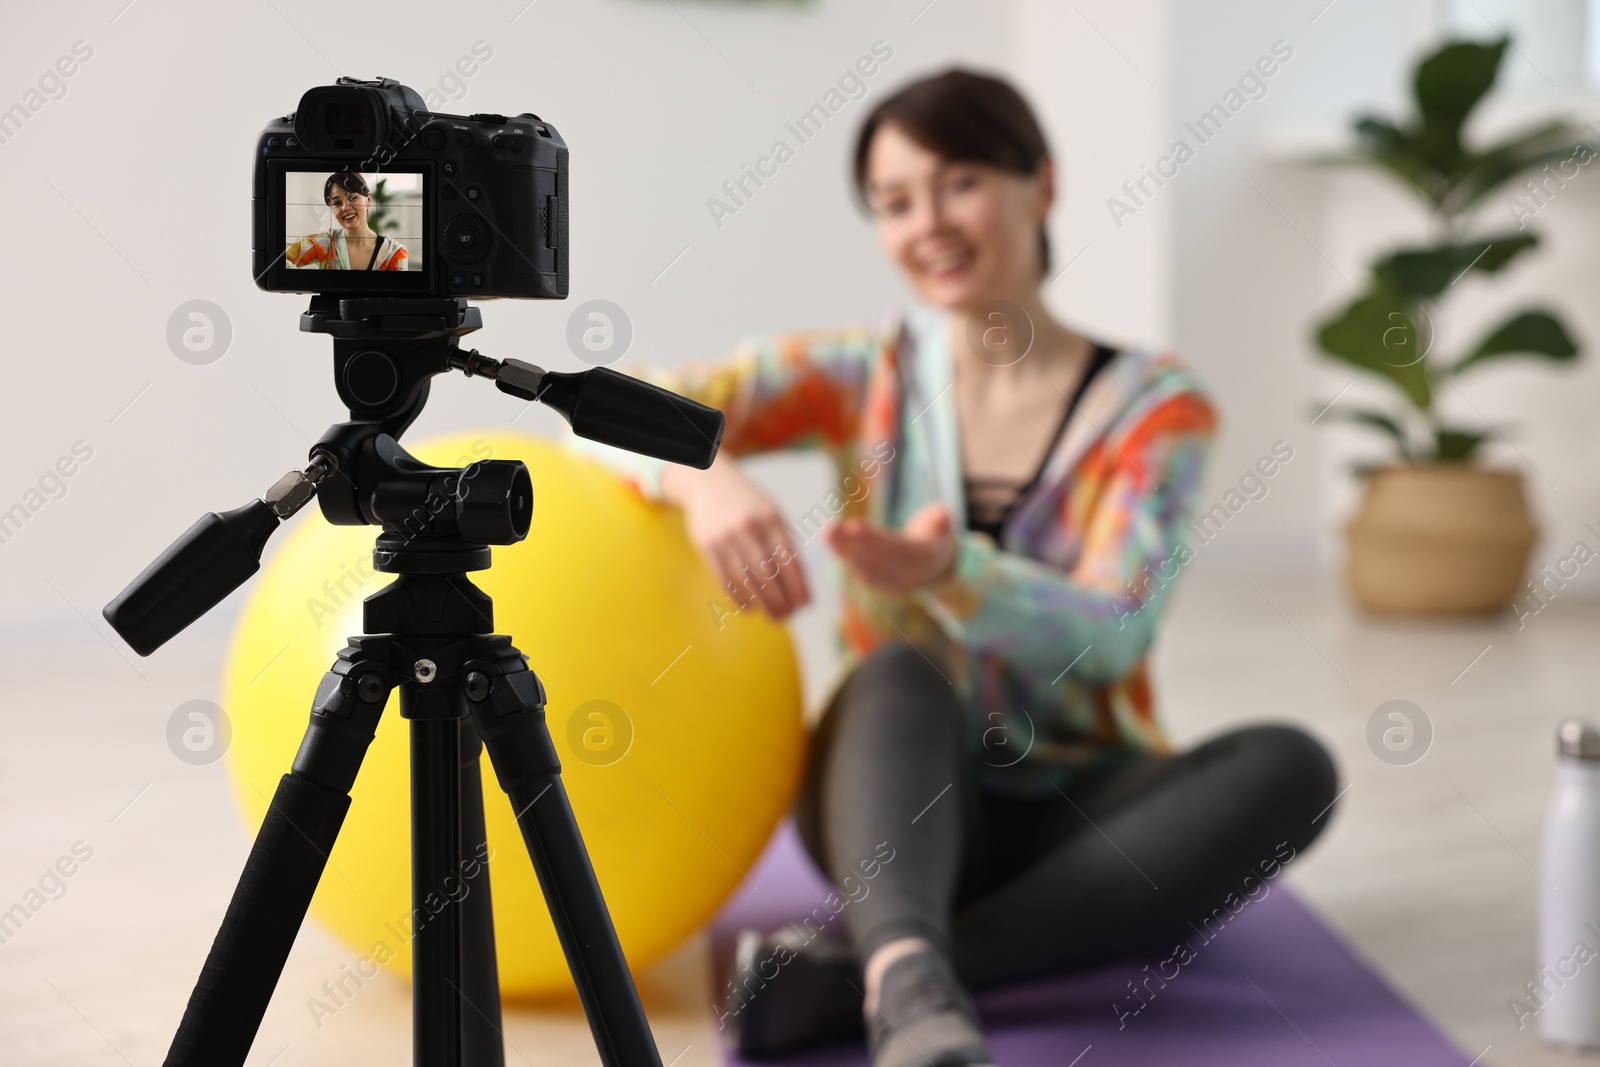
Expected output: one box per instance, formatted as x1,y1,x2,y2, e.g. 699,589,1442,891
252,76,567,300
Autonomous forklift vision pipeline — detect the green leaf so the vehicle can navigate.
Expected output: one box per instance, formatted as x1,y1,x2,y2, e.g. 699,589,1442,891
1316,404,1412,459
1433,427,1490,462
1455,308,1579,373
1353,116,1413,159
1314,292,1433,409
1342,43,1590,214
368,177,395,235
1413,39,1508,171
1373,233,1538,298
1351,116,1439,204
1448,120,1595,211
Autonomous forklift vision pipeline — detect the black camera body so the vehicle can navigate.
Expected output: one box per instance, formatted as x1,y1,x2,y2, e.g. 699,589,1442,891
252,77,567,300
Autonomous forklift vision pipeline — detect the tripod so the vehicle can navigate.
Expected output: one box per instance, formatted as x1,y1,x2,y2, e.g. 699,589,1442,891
103,296,725,1067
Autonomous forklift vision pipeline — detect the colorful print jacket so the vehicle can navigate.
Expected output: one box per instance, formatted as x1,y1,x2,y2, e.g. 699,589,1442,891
573,304,1217,795
284,231,409,271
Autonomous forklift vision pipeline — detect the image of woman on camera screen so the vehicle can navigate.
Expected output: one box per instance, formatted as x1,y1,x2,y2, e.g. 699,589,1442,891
284,171,409,271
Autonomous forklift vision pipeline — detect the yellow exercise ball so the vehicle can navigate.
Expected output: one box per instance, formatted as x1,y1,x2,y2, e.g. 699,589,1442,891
222,430,804,999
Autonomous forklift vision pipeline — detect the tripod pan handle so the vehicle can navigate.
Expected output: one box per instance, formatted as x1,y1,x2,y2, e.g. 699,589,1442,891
531,367,725,469
103,500,281,656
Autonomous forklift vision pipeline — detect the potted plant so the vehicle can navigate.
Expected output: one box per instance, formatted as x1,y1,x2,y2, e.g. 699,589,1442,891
1313,37,1586,615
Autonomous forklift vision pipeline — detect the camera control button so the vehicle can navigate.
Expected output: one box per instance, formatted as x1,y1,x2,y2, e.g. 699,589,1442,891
441,185,457,201
465,186,483,203
266,136,281,150
424,128,447,151
472,273,485,288
444,216,491,264
492,134,505,149
457,131,474,149
451,273,465,288
509,139,524,152
442,160,458,176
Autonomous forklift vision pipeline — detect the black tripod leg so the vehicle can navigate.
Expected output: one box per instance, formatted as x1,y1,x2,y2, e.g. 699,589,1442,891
165,641,393,1067
459,718,506,1067
412,716,462,1067
464,644,664,1067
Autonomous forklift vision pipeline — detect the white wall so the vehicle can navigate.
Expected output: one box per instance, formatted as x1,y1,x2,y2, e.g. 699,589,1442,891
32,0,1597,694
1012,0,1172,347
0,0,1017,649
9,0,1587,668
0,0,1179,710
1167,0,1433,568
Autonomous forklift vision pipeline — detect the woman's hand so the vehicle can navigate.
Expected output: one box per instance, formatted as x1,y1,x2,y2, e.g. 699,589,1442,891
825,502,958,595
662,453,811,620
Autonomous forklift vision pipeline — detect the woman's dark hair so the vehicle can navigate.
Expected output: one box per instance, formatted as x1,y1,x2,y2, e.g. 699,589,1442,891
852,68,1053,278
323,171,371,205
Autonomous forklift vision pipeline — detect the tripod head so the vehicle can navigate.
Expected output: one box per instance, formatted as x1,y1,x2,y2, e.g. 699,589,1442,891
103,297,725,655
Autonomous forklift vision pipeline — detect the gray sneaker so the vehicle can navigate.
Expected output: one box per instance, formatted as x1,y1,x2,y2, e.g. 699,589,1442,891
865,949,993,1067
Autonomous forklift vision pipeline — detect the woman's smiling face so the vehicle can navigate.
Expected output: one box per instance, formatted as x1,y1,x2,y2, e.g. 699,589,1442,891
864,123,1052,312
327,184,369,232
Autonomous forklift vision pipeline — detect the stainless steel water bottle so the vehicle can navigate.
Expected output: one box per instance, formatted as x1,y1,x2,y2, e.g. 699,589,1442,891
1539,719,1600,1046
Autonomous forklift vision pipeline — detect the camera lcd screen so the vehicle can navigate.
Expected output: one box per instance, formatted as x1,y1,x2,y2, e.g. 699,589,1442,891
282,170,425,275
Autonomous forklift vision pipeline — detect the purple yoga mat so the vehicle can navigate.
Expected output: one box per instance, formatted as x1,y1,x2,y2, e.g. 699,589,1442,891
708,821,1473,1067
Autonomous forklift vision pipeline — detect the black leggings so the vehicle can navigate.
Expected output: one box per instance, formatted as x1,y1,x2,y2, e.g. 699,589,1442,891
794,641,1340,993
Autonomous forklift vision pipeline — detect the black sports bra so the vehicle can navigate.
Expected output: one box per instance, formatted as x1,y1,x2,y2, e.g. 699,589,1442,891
962,341,1118,542
363,235,388,270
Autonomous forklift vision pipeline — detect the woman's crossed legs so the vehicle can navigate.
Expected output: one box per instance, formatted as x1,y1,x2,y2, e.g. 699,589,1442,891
782,640,1339,1060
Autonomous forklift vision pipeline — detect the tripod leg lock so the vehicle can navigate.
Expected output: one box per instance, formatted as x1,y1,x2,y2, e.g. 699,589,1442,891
291,639,395,793
485,668,544,718
464,655,560,793
309,665,391,719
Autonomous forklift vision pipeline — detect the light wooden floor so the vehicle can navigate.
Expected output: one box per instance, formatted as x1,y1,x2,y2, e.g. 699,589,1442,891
1156,563,1600,1067
4,560,1599,1065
